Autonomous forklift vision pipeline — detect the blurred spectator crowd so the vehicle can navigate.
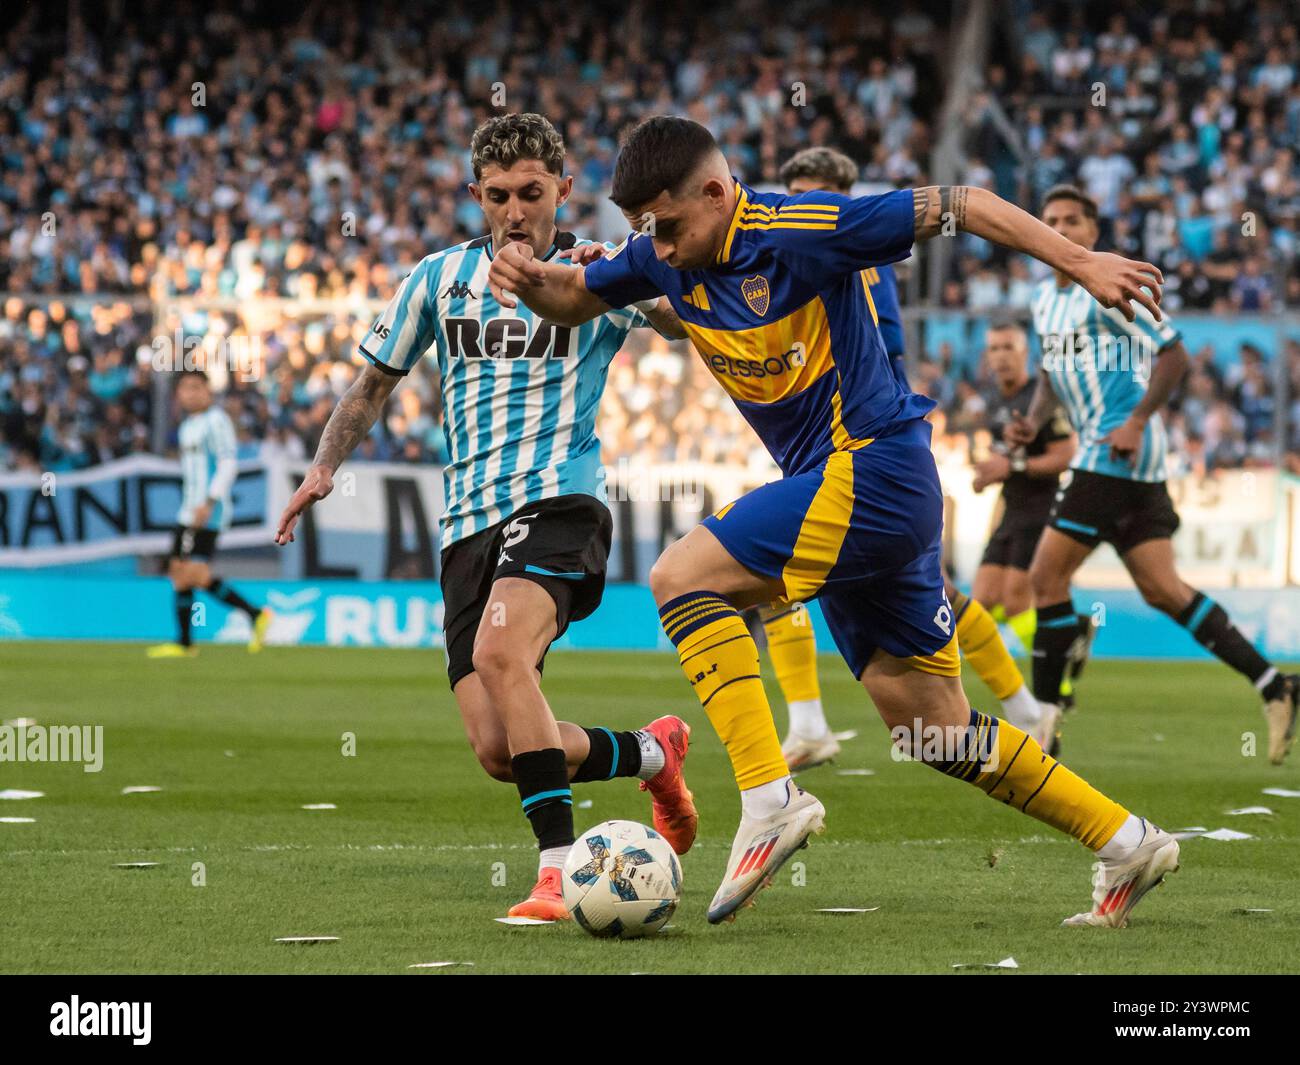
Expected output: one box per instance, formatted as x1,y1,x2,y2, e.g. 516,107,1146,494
0,0,1295,478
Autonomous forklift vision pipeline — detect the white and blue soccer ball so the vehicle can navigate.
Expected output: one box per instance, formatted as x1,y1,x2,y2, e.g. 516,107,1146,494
562,820,682,938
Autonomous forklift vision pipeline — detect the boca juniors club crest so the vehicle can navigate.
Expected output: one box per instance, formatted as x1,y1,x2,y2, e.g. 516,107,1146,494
741,275,770,317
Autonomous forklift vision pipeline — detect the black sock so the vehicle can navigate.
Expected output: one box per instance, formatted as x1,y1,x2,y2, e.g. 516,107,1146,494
176,589,195,647
1032,600,1077,704
1177,591,1276,693
512,748,574,853
207,578,260,619
571,727,643,783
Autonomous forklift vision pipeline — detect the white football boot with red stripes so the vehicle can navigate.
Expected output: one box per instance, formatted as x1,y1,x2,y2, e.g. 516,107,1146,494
1063,820,1180,928
707,782,825,924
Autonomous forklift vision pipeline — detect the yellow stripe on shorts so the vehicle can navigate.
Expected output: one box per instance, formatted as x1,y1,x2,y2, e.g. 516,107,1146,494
780,451,856,603
906,633,961,677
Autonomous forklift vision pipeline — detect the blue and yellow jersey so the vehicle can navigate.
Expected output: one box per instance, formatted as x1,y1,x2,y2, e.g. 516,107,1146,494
860,263,908,388
584,182,934,477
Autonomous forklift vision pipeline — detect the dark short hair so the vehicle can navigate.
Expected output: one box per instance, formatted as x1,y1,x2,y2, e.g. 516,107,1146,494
609,116,720,211
177,368,210,382
470,113,565,181
986,316,1028,335
778,147,858,192
1042,184,1099,221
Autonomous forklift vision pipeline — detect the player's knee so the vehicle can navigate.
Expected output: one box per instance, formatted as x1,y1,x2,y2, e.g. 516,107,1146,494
471,639,531,688
648,550,688,603
1028,560,1062,603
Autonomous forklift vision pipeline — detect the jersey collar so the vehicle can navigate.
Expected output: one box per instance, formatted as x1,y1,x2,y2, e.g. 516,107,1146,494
716,180,750,266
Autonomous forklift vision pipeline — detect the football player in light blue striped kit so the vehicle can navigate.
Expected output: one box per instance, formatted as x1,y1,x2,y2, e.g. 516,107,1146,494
275,114,699,922
148,369,270,658
1011,184,1297,762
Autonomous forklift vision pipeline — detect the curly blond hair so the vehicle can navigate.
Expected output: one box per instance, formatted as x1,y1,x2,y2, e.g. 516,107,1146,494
470,113,565,180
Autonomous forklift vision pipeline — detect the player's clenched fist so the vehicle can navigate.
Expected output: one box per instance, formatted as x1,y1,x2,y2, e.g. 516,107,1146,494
275,463,334,545
487,241,548,308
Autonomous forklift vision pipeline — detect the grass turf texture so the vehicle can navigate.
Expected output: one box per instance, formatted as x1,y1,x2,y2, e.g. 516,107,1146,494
2,642,1298,975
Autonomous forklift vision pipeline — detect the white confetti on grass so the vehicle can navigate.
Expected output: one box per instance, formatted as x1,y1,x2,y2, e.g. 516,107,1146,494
115,862,159,869
1201,828,1253,841
0,790,44,800
121,786,162,795
835,768,876,777
494,916,554,926
408,961,475,969
301,803,337,810
816,907,880,914
577,799,593,809
0,817,36,824
275,936,339,944
953,956,1019,970
1262,787,1300,798
1226,806,1273,816
831,730,859,742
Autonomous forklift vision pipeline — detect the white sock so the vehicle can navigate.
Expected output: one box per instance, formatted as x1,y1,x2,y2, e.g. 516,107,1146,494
999,685,1042,731
539,845,569,873
1096,815,1148,861
787,698,829,740
634,730,665,780
740,775,793,819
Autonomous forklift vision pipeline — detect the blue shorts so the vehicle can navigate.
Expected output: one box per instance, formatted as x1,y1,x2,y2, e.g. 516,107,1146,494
703,418,959,679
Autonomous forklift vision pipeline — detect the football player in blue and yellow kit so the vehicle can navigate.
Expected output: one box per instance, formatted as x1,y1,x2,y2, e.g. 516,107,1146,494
489,117,1180,929
763,148,1048,772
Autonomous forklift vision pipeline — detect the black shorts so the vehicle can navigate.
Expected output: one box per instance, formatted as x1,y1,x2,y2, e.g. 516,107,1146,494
979,504,1050,572
439,494,612,689
1048,469,1181,554
170,525,219,561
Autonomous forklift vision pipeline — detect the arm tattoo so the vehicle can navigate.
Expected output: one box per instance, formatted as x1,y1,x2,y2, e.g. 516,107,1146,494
313,364,396,471
913,185,969,238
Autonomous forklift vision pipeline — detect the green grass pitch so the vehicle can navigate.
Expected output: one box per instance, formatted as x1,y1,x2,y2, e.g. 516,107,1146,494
2,642,1297,974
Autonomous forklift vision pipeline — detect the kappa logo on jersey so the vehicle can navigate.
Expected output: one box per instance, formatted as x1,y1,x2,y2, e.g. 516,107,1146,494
442,280,477,300
933,598,953,637
445,318,575,361
497,512,537,566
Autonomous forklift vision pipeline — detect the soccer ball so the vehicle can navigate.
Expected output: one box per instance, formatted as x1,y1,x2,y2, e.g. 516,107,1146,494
562,820,682,938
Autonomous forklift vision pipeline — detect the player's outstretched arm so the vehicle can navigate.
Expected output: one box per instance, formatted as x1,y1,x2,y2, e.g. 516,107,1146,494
487,242,611,326
274,363,399,545
911,186,1164,322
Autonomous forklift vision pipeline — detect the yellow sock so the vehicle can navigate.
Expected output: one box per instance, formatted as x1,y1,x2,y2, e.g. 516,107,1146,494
929,709,1128,849
660,592,788,790
1007,608,1037,653
760,604,821,704
954,594,1025,702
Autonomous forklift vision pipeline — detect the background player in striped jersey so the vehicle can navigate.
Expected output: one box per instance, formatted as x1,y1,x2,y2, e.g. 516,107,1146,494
147,369,270,658
970,319,1079,747
757,148,1049,769
490,117,1183,928
1010,184,1298,763
274,114,698,921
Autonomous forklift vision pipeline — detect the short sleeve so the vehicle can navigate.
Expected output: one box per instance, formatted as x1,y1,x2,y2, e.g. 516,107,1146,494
358,256,442,375
583,233,666,309
779,189,916,284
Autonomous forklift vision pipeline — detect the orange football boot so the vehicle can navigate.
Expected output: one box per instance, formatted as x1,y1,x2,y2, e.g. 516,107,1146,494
506,866,570,921
638,715,698,855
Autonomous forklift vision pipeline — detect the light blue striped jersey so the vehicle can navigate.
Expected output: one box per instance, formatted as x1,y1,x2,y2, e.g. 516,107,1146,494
359,232,648,549
1030,278,1181,482
177,405,237,529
